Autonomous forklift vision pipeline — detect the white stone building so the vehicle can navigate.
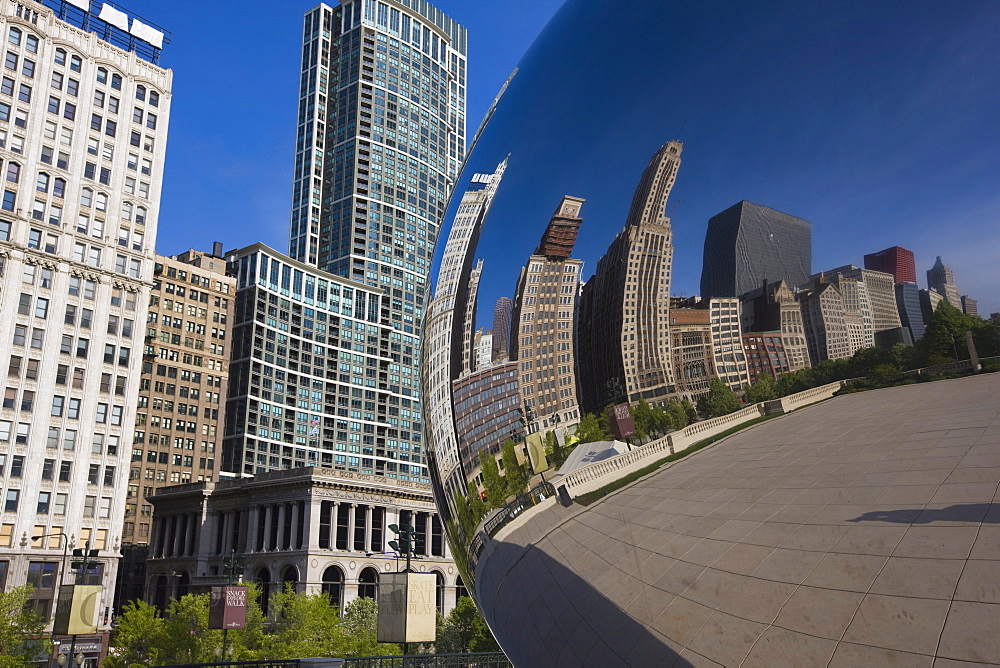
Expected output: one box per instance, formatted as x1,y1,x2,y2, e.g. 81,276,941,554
0,0,170,630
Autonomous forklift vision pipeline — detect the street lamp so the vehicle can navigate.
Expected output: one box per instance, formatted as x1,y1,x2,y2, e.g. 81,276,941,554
387,524,417,573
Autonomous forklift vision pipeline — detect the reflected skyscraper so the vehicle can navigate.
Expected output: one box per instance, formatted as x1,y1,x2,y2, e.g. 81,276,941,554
701,201,812,299
578,142,682,412
927,256,962,308
491,296,513,362
286,1,468,483
510,197,586,430
424,160,505,506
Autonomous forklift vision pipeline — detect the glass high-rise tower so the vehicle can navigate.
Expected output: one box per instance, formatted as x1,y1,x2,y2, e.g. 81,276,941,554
284,1,466,482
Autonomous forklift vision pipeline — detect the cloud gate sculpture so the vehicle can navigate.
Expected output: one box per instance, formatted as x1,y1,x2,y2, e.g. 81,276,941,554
423,1,1000,664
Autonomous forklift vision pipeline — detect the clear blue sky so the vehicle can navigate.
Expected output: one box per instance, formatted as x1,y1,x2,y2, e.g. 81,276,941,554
116,0,563,254
124,0,997,316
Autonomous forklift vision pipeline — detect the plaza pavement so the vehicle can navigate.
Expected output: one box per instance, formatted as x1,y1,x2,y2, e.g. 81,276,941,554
474,372,1000,666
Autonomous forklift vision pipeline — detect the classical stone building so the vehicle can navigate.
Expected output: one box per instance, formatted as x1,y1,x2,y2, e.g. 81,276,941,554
742,331,791,383
145,467,462,615
738,280,809,372
577,142,682,412
667,308,713,397
962,295,979,318
920,287,945,324
708,298,751,390
509,196,584,431
0,0,170,636
823,265,900,335
799,283,851,364
804,271,875,354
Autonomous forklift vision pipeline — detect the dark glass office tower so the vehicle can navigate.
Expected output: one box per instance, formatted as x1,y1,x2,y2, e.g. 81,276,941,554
895,282,926,341
700,201,812,299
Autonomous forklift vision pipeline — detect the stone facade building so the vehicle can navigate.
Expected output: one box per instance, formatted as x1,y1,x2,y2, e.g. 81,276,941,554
738,280,809,373
0,0,170,635
577,142,682,412
668,309,714,397
927,256,961,308
742,331,791,383
510,196,585,431
799,283,852,364
823,265,900,335
145,467,462,616
708,298,751,390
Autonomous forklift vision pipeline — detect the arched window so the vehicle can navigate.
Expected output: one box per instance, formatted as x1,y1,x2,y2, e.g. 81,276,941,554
255,567,272,616
135,206,147,225
176,571,190,599
80,187,93,208
69,55,81,73
96,67,107,85
111,73,122,90
280,565,299,593
455,575,468,601
54,48,66,66
5,163,20,184
8,28,21,47
149,90,159,107
135,85,146,101
53,178,65,199
95,192,108,212
358,566,379,601
121,201,133,221
321,565,344,609
36,173,49,193
433,570,444,613
25,34,38,54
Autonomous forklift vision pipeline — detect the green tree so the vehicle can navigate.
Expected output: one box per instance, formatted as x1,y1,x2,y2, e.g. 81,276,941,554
666,399,688,430
340,597,399,657
697,378,742,418
262,586,345,659
630,399,655,441
744,373,778,404
479,452,506,508
0,586,50,668
500,439,527,498
681,398,698,422
918,300,984,364
435,597,498,654
158,593,221,665
106,600,165,668
574,412,606,444
467,482,488,524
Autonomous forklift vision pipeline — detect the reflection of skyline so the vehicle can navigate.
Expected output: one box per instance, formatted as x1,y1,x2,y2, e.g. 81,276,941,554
429,0,1000,318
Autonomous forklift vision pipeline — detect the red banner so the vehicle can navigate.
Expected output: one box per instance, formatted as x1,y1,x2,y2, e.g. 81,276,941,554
209,586,247,629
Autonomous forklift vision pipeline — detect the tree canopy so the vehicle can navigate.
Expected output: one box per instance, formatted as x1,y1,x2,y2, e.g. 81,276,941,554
697,378,742,418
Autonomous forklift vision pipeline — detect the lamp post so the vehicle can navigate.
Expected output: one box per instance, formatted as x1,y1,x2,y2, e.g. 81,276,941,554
32,532,70,668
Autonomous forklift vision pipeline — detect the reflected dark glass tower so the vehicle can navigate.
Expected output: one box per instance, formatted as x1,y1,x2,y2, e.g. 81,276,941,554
700,201,812,299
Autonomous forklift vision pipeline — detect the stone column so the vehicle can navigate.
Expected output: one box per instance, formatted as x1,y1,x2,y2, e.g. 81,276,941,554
185,512,196,556
364,506,373,553
171,515,182,557
290,501,301,550
276,503,287,551
331,502,340,550
347,504,356,551
306,499,322,550
247,506,259,553
262,504,273,552
221,511,231,554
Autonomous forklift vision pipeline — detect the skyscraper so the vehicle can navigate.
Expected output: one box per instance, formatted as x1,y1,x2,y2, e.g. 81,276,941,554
0,0,170,643
864,245,917,284
578,142,682,412
276,1,466,483
927,256,961,308
823,265,902,335
491,296,513,362
423,160,504,507
895,282,926,341
510,196,585,431
701,201,812,299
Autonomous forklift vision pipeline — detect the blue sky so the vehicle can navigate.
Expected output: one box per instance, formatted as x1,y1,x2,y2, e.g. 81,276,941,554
116,0,562,256
121,0,997,316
